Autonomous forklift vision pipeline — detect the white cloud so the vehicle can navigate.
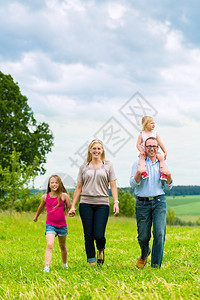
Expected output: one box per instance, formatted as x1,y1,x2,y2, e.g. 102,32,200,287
165,30,183,51
1,0,200,187
106,3,127,29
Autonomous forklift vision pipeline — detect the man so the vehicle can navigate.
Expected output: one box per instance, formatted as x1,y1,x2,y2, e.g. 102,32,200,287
130,137,173,268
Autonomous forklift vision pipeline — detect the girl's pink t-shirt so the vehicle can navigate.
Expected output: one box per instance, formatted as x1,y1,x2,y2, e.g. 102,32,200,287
46,193,67,227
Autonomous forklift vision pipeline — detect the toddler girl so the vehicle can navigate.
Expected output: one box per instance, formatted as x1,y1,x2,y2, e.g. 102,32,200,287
136,116,168,180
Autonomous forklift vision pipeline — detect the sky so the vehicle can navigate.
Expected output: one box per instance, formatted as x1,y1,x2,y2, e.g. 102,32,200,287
0,0,200,189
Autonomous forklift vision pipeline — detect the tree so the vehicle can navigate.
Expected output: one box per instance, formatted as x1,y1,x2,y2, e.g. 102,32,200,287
0,150,40,214
0,71,54,174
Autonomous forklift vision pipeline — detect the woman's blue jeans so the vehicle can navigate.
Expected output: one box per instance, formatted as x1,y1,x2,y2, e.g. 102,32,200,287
79,203,109,263
136,195,167,268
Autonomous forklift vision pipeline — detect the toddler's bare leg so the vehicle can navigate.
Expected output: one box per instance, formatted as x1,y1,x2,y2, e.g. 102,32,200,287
156,153,168,173
138,153,147,173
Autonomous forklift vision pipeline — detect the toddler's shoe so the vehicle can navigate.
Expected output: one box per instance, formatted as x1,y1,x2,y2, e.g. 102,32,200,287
62,263,68,269
142,172,149,179
160,173,167,181
43,266,49,273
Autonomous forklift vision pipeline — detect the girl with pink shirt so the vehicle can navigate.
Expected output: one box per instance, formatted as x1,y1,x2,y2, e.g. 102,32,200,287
34,175,71,273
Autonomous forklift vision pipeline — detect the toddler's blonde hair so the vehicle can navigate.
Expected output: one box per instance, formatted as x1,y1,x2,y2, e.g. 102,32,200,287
141,116,154,131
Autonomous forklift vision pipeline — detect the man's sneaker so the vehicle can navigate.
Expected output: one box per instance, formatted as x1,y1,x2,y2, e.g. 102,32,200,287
43,266,49,273
136,250,151,268
62,263,68,269
160,173,167,181
142,172,149,179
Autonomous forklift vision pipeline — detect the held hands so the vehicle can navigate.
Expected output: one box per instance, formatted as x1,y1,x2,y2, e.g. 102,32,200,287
68,206,76,217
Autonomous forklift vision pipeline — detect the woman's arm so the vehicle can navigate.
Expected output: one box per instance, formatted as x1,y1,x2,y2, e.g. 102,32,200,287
68,182,83,217
156,133,167,160
33,194,46,222
110,180,119,215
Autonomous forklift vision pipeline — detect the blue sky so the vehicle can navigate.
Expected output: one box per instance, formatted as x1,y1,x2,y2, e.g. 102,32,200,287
0,0,200,188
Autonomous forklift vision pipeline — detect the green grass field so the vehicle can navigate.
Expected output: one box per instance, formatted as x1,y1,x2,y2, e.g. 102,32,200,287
166,195,200,222
0,212,200,299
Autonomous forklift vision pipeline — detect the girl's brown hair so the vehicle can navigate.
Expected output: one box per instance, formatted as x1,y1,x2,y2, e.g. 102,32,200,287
47,175,68,212
86,140,105,163
141,116,154,131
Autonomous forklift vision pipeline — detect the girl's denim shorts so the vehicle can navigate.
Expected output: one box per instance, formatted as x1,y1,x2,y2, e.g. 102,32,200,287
45,224,68,237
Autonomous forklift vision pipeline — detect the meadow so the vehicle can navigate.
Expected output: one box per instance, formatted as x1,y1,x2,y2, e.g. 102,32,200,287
0,212,200,299
166,195,200,222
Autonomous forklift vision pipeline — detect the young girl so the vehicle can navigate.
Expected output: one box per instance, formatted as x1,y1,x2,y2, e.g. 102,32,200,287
34,175,72,273
136,116,168,180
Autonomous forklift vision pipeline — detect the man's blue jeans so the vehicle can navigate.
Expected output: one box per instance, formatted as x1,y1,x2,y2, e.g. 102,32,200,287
136,195,167,268
79,203,109,263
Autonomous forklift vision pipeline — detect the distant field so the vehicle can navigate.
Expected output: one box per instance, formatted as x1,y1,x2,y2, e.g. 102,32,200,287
166,195,200,217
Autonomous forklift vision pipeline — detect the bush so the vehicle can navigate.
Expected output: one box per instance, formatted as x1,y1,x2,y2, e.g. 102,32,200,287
166,206,196,226
196,217,200,226
166,206,176,225
14,192,43,212
110,189,135,217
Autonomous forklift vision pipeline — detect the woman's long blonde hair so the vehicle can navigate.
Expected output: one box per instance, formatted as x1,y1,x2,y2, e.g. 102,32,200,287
86,140,105,163
141,116,154,131
47,175,68,211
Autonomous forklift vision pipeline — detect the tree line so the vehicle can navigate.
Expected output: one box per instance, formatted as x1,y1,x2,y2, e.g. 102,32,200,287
164,185,200,196
127,186,200,196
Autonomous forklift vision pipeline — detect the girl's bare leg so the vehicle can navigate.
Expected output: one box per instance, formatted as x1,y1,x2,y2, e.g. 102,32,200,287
45,234,55,266
58,236,67,264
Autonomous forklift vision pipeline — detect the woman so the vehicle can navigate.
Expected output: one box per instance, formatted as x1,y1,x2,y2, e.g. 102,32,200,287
69,140,119,266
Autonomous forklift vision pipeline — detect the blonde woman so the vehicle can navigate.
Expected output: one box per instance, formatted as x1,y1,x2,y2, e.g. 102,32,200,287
69,140,119,266
136,116,168,180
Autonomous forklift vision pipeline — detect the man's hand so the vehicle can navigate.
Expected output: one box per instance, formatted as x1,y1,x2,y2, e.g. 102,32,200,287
163,170,172,184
